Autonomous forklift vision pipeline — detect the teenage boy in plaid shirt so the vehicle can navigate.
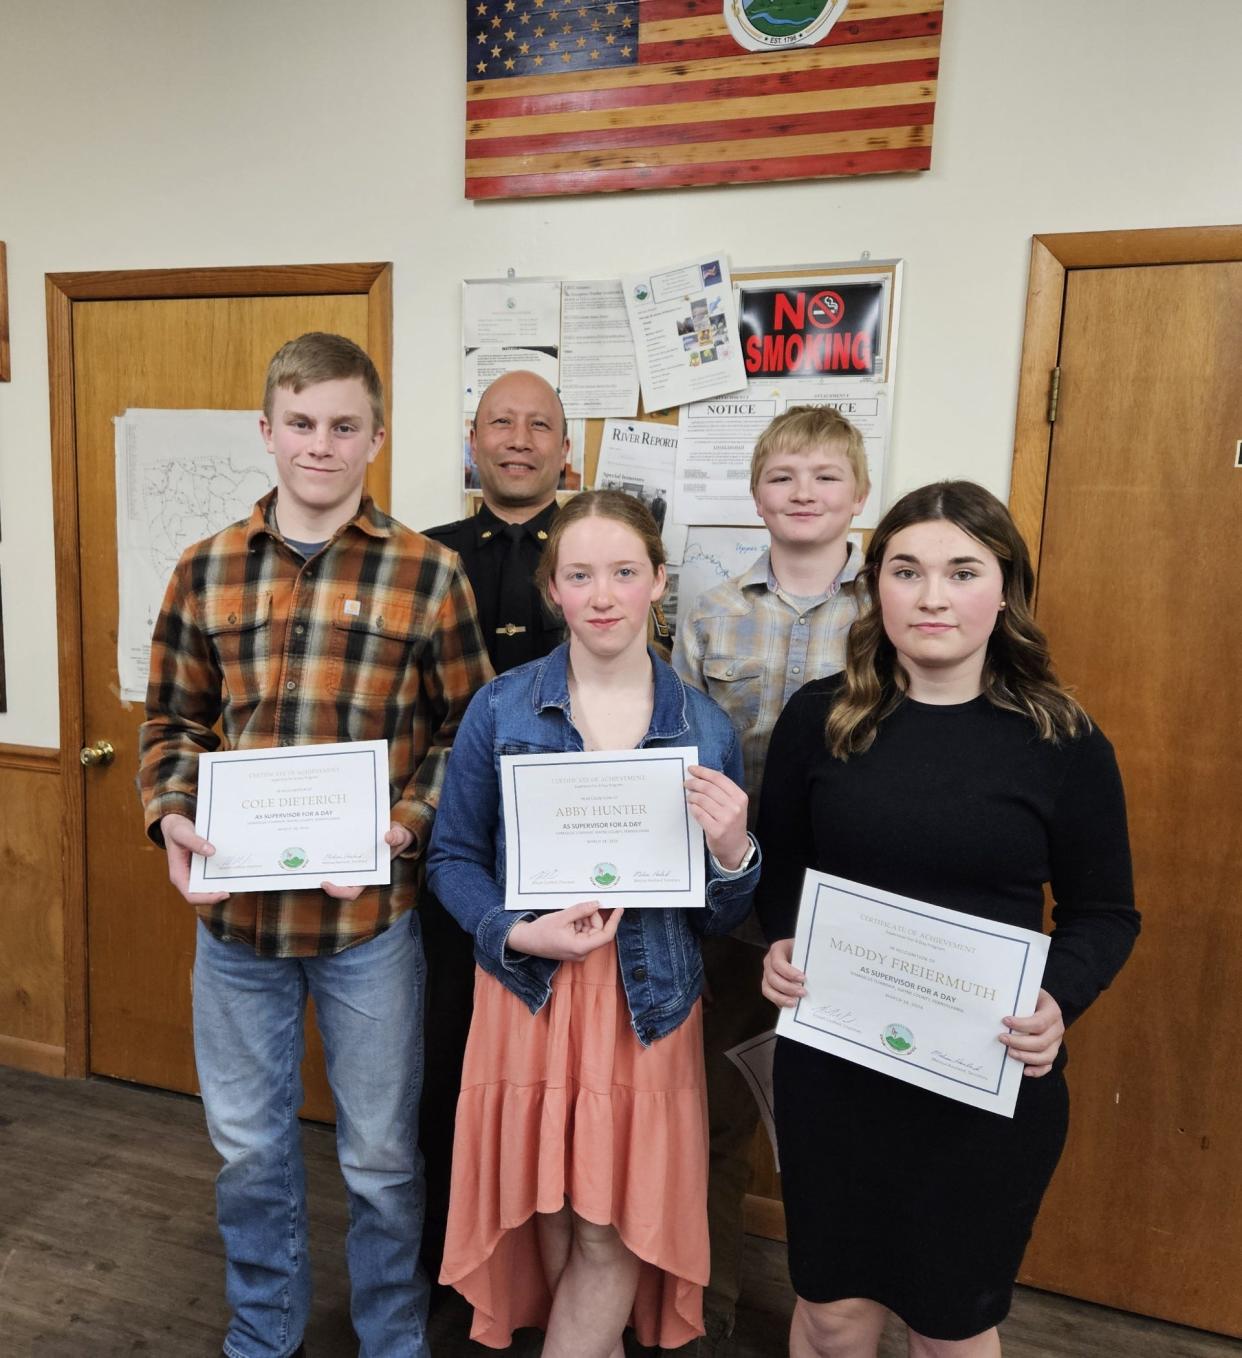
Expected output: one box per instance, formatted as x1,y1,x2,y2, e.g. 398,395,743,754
671,405,868,1356
139,333,492,1358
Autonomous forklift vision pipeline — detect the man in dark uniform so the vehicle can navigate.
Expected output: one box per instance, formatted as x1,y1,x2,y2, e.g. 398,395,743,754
418,369,569,1287
425,369,571,672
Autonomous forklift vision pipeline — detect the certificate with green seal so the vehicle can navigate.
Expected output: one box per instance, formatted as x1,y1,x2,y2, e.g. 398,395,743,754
188,739,391,893
500,746,705,910
777,870,1049,1117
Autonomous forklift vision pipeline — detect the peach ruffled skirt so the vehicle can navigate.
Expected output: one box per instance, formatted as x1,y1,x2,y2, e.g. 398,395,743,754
439,941,709,1349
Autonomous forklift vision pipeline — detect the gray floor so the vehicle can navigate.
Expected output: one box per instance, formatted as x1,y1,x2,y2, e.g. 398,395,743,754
0,1066,1238,1357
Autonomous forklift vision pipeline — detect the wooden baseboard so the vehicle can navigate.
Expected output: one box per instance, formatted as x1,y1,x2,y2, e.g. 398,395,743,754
743,1192,786,1242
0,1035,66,1077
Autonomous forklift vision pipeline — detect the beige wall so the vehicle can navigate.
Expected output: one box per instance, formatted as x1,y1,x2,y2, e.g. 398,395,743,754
2,0,1241,753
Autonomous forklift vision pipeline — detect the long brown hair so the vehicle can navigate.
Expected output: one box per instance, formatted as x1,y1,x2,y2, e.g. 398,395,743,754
534,490,667,616
827,481,1088,758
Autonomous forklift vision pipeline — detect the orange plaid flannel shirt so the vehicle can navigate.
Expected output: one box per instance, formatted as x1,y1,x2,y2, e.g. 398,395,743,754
139,491,493,956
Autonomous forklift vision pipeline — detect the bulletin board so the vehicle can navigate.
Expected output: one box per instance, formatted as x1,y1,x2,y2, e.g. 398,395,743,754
461,258,901,501
461,258,902,627
591,260,899,497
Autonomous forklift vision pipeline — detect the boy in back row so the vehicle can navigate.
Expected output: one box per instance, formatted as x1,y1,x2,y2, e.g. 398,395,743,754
138,333,492,1358
671,404,869,1355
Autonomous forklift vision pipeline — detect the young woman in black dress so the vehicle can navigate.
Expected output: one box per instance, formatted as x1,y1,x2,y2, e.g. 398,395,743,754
755,481,1139,1358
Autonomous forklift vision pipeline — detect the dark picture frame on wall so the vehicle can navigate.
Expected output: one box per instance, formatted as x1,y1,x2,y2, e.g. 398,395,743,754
0,240,10,381
0,240,7,706
0,568,6,712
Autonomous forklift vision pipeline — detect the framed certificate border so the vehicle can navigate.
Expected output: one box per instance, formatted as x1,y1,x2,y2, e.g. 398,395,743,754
194,741,387,889
779,871,1048,1117
501,746,705,910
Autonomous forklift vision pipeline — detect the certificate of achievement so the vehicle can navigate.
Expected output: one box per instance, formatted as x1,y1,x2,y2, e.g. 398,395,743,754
777,871,1049,1117
500,747,705,910
188,740,391,893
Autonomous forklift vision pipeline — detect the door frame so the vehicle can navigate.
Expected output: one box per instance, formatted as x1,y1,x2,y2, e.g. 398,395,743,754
1008,225,1242,1331
1010,224,1242,562
46,262,393,1077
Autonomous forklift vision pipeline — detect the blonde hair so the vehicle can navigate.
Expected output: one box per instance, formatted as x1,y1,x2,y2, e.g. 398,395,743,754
263,332,385,432
535,490,666,615
827,481,1089,758
749,405,869,498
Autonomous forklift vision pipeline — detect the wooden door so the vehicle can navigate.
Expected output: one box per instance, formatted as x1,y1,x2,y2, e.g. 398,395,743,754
70,286,384,1117
1016,260,1242,1335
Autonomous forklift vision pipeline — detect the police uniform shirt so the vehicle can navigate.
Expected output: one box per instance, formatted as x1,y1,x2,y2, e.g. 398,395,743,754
422,500,562,674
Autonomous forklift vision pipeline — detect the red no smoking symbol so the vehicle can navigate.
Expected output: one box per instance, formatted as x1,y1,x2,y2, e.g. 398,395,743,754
807,290,845,328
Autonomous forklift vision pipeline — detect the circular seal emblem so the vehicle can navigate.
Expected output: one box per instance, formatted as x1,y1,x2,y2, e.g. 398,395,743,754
633,283,650,302
591,862,621,888
725,0,848,53
807,289,845,328
279,847,309,871
881,1023,915,1055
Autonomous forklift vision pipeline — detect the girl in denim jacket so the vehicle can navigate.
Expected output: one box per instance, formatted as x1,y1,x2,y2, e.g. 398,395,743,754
427,491,759,1358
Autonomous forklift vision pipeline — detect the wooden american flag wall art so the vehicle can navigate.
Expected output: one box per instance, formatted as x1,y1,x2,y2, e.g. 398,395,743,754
464,0,943,199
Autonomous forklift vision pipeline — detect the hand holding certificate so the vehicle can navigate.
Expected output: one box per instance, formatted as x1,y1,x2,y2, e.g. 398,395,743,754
775,870,1049,1117
499,747,706,910
187,740,392,894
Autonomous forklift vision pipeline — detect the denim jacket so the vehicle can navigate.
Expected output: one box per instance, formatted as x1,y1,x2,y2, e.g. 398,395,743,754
426,644,760,1046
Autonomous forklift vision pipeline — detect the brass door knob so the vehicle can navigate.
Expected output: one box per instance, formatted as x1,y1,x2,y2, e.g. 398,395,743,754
80,740,116,767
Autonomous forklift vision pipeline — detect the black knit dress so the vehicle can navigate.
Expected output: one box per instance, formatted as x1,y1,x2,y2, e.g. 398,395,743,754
754,679,1138,1341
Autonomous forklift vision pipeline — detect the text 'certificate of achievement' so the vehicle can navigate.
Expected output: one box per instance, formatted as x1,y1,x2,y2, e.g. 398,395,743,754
189,740,391,893
778,871,1049,1117
500,747,705,911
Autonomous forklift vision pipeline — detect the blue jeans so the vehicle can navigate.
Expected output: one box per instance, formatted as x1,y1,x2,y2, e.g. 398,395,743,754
193,914,429,1358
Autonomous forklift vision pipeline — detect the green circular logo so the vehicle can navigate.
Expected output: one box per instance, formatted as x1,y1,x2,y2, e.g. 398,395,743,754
725,0,847,51
591,862,620,888
881,1023,915,1055
279,847,308,871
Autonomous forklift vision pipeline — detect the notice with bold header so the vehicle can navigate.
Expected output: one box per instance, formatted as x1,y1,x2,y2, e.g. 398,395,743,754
676,380,889,529
595,418,685,563
778,870,1048,1117
675,395,774,527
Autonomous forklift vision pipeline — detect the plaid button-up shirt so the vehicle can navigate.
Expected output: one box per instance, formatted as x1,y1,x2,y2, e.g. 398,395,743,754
139,490,493,957
672,546,862,826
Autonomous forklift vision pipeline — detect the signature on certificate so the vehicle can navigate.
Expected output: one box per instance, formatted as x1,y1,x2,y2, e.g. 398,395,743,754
812,1005,858,1027
930,1050,986,1076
